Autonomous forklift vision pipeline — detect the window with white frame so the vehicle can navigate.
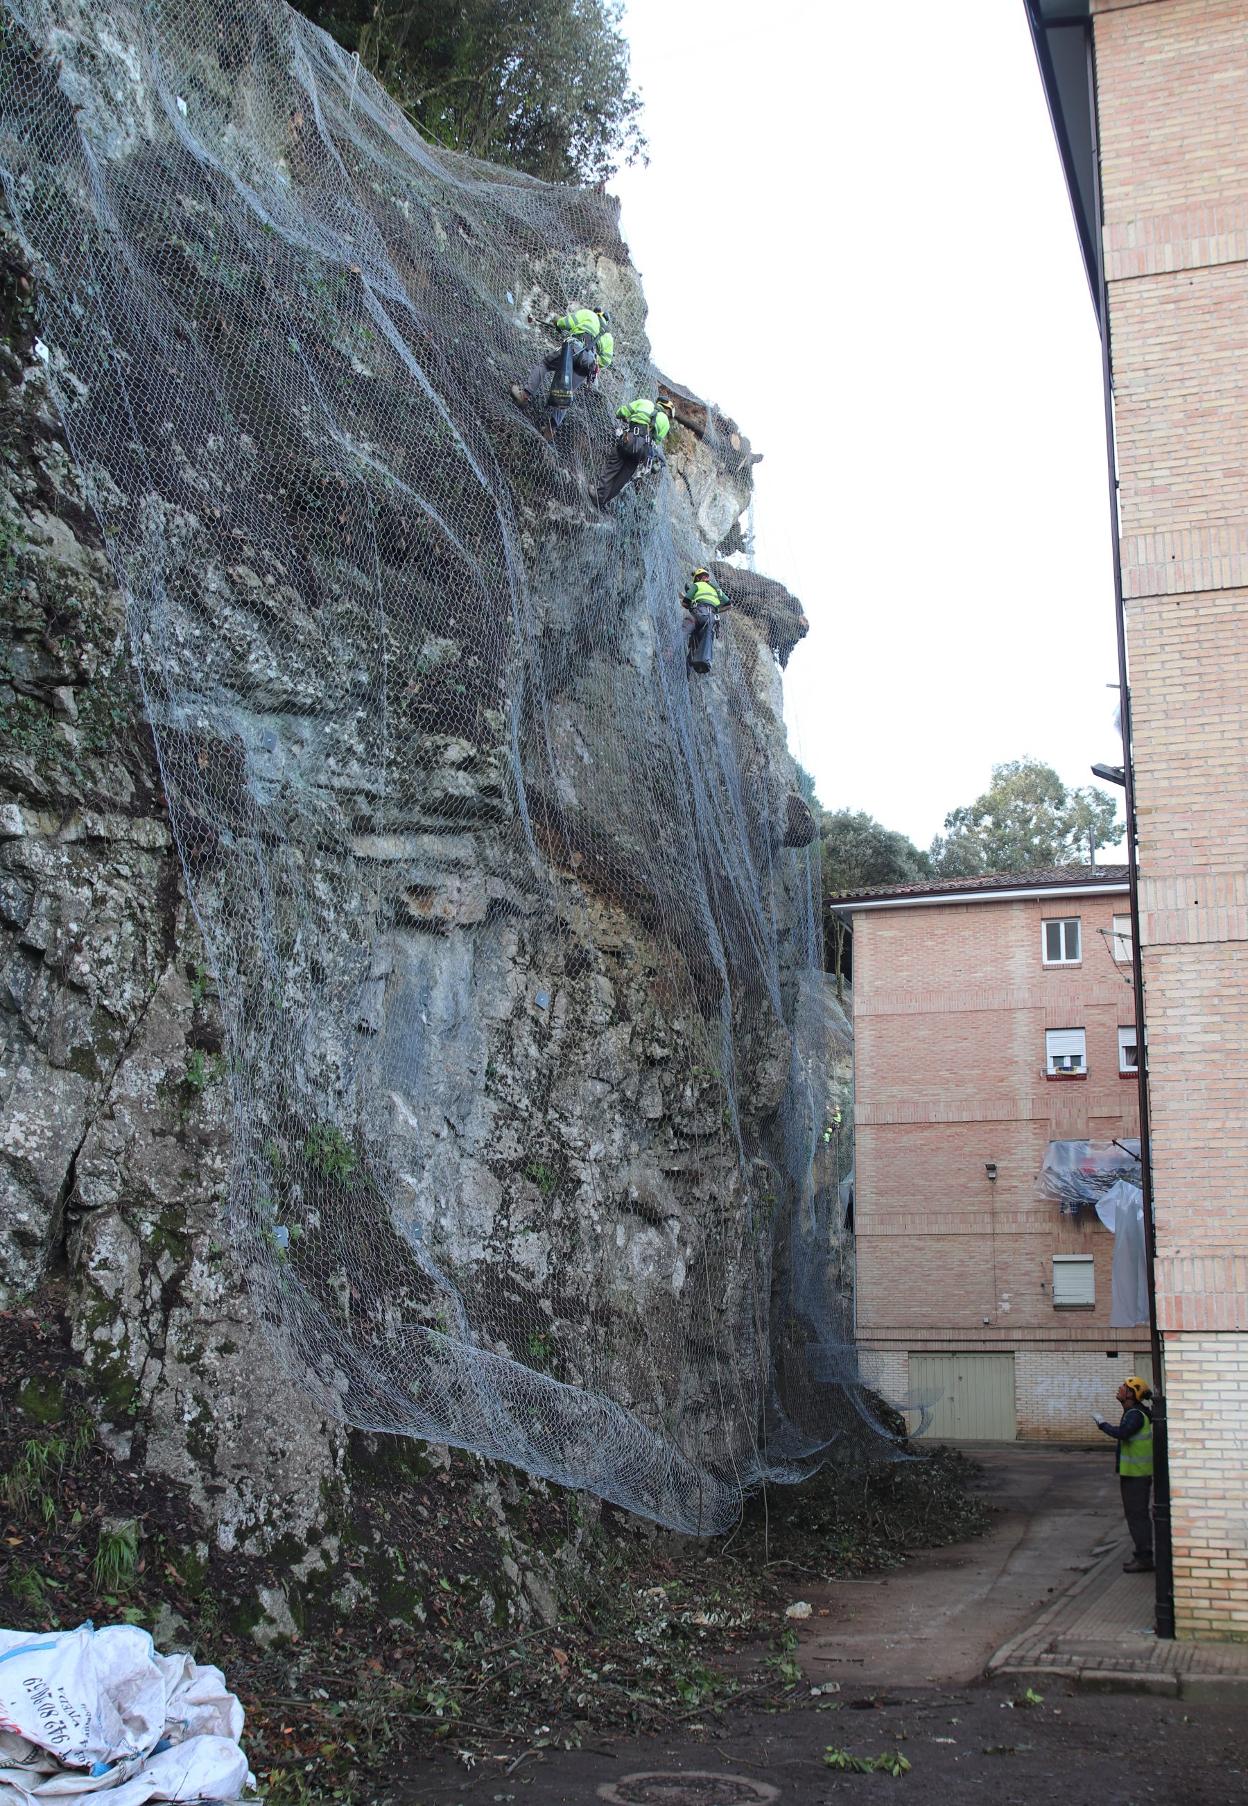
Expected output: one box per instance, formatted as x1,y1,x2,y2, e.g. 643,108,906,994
1112,913,1133,963
1052,1254,1095,1308
1118,1025,1139,1074
1043,917,1081,965
1046,1027,1087,1076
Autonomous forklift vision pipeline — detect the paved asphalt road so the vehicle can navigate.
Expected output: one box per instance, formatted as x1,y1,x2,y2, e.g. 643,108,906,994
397,1448,1247,1806
797,1443,1122,1687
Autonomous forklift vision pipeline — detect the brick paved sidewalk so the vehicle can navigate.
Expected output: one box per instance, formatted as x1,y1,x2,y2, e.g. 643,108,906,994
989,1534,1248,1699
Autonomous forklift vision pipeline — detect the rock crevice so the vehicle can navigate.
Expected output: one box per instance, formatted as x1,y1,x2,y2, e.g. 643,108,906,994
0,0,857,1571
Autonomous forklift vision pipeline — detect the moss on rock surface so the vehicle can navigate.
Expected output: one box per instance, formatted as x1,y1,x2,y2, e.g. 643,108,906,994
0,0,858,1635
16,1369,64,1423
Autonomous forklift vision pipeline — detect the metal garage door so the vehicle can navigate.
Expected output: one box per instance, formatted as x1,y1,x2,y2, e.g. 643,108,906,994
909,1352,1017,1441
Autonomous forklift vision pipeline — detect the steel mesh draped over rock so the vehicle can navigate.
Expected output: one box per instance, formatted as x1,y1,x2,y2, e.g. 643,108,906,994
0,0,869,1530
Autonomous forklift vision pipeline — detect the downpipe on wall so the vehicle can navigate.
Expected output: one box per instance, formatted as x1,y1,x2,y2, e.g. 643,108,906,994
1085,24,1175,1642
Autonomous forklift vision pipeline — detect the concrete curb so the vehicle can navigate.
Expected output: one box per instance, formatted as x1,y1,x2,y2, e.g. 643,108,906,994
988,1538,1248,1700
992,1661,1248,1702
1178,1674,1248,1705
986,1540,1129,1675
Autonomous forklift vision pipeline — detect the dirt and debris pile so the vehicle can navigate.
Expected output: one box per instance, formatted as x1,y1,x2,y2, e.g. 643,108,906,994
0,1294,986,1799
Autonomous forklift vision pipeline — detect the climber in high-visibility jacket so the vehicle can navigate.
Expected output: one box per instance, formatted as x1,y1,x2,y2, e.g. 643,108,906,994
1093,1375,1155,1572
594,397,672,509
511,305,614,418
555,307,614,371
681,568,732,676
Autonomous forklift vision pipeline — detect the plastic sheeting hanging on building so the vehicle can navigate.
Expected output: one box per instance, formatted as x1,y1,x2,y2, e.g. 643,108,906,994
1095,1179,1150,1329
1037,1139,1141,1215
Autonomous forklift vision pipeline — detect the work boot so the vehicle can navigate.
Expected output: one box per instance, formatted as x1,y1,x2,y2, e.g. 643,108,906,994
1122,1556,1155,1572
510,383,530,406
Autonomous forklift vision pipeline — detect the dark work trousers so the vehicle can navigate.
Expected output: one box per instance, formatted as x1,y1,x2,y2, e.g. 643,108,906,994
684,605,718,674
595,438,648,508
1120,1475,1154,1558
520,347,590,407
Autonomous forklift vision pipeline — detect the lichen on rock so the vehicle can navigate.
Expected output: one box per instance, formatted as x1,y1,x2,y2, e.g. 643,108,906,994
0,0,862,1585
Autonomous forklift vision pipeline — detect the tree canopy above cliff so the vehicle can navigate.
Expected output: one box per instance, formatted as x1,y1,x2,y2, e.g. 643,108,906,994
292,0,646,184
818,808,931,899
929,758,1122,876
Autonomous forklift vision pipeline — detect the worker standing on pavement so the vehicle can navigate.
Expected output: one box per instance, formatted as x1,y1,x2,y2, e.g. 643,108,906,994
595,397,671,508
1093,1376,1154,1572
681,567,732,675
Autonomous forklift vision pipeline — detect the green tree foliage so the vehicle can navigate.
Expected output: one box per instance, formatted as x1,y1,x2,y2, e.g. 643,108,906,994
929,758,1122,877
292,0,646,185
817,808,930,998
819,807,931,898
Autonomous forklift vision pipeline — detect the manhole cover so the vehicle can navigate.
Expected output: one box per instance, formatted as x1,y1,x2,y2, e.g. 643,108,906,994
597,1773,779,1806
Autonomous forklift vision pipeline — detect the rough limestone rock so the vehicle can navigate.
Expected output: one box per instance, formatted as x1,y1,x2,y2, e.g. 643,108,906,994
0,0,855,1594
0,235,347,1548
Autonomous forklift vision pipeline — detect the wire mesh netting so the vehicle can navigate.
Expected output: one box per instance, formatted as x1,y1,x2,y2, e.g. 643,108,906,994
0,0,875,1531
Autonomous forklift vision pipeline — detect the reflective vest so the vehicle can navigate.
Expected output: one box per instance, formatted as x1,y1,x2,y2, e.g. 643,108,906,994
616,398,670,442
1118,1408,1153,1477
556,308,613,368
686,578,727,610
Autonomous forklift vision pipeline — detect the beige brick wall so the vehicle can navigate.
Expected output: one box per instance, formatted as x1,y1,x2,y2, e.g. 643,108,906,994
1014,1348,1152,1442
860,1349,908,1413
1163,1335,1248,1641
851,891,1141,1426
1128,591,1248,872
872,1348,1150,1444
1093,0,1248,1639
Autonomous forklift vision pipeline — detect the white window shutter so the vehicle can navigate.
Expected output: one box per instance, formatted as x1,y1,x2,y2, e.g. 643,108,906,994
1053,1256,1095,1307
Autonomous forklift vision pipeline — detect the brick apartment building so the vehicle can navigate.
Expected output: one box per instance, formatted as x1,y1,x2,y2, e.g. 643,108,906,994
836,866,1148,1443
1022,0,1248,1642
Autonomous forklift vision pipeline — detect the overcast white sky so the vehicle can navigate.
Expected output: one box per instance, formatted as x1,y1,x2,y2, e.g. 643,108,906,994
611,0,1123,853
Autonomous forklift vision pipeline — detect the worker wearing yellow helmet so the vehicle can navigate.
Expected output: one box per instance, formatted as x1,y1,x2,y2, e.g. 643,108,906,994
680,567,732,676
511,304,614,437
1092,1375,1155,1572
594,397,672,510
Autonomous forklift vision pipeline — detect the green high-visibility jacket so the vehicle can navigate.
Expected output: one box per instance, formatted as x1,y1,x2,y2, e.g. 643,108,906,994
616,398,670,442
555,308,613,368
683,577,729,610
1118,1409,1154,1477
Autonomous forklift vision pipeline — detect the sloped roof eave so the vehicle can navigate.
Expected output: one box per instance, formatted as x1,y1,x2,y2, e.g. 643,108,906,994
833,872,1130,913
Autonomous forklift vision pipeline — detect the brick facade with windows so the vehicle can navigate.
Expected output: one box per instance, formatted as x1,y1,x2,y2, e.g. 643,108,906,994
838,870,1147,1443
1094,0,1248,1644
1029,0,1248,1640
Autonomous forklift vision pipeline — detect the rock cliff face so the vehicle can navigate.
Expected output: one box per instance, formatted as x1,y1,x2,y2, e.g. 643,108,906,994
0,229,348,1553
0,0,852,1582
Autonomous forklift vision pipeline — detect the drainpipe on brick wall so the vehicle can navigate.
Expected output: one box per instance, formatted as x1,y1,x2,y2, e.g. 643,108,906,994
1084,26,1175,1641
